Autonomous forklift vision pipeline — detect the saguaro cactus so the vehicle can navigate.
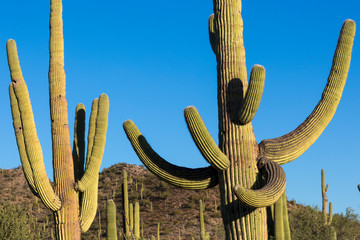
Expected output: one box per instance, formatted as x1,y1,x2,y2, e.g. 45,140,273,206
107,199,118,240
267,192,291,240
199,200,210,240
6,0,109,239
321,169,337,239
123,0,355,239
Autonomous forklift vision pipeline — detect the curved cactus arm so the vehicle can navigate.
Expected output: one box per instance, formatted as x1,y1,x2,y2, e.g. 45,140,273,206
259,20,356,165
208,14,217,54
79,176,99,232
238,65,265,124
76,94,109,191
9,84,39,197
7,39,61,211
184,106,229,171
233,157,286,208
123,120,219,189
73,104,86,181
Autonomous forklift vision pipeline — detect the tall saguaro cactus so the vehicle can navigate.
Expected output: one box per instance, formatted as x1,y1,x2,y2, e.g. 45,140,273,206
123,1,355,239
6,0,109,239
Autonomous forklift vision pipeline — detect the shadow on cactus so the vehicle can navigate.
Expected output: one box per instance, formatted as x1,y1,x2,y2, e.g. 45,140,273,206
123,0,356,239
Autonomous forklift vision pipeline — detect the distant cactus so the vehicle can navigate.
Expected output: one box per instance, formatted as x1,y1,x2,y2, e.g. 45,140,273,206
123,0,355,238
107,199,118,240
6,0,109,239
122,170,131,239
321,169,337,239
199,200,210,240
268,192,291,240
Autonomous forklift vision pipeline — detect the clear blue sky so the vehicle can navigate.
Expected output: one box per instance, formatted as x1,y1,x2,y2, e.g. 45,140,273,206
0,0,359,216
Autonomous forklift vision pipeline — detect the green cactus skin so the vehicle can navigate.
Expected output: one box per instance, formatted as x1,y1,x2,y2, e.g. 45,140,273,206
106,199,118,240
123,0,356,238
233,157,286,208
6,0,109,238
199,200,210,240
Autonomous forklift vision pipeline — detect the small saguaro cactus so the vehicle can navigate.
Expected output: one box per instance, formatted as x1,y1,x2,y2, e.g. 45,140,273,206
199,200,210,240
107,199,118,240
6,0,109,239
122,170,132,239
322,169,331,225
321,169,337,239
123,0,356,239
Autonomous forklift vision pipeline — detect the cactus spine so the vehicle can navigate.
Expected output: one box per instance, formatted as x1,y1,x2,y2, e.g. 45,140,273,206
6,0,109,239
107,199,118,240
123,0,355,239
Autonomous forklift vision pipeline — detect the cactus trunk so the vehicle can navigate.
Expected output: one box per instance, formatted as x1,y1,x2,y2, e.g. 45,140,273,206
213,1,265,239
49,1,80,238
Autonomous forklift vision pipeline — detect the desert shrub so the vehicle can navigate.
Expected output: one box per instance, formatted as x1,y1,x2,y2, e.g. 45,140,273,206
289,205,360,240
289,205,332,240
0,203,40,240
332,208,360,240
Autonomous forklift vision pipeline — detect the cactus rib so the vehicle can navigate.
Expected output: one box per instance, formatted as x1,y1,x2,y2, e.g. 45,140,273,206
259,20,356,165
184,106,229,171
123,120,218,189
233,157,286,207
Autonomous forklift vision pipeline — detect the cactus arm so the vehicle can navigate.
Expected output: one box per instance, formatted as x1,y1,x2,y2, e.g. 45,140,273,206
233,157,286,207
123,120,219,189
75,98,106,232
6,39,61,211
184,106,229,171
79,176,99,232
9,84,39,196
73,104,86,181
259,20,356,165
238,65,265,125
76,94,109,191
208,14,217,54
